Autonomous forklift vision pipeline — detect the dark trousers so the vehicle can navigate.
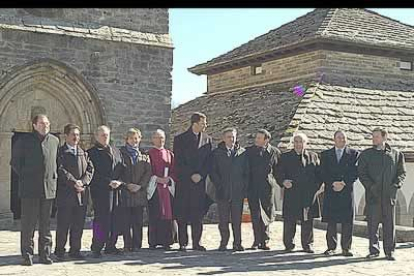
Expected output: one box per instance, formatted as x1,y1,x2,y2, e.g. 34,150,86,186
90,199,123,253
217,199,243,247
248,198,270,245
367,201,396,255
55,205,87,254
20,198,53,259
326,221,353,251
177,219,203,247
283,218,314,250
122,206,144,249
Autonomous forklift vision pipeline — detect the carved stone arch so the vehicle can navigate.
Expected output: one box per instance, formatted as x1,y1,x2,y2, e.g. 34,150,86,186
0,58,104,221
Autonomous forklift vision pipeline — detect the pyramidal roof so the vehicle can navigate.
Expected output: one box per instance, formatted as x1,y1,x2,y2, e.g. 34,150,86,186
189,8,414,75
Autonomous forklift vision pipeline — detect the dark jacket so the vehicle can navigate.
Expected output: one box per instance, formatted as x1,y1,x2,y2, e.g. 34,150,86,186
119,146,152,207
246,143,281,224
276,149,322,220
358,143,406,206
173,127,213,221
210,141,249,202
87,143,125,207
10,132,60,199
320,147,359,223
56,144,95,207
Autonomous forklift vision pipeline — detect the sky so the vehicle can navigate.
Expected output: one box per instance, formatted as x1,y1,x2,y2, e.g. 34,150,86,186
169,8,414,107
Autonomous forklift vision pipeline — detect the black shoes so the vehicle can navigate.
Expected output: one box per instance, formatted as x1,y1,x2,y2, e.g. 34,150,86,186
258,243,270,250
324,249,335,256
69,252,86,260
218,245,227,251
21,256,33,266
366,252,380,259
303,247,315,254
178,245,187,252
386,253,396,261
233,245,245,252
284,245,295,252
104,247,123,255
39,256,53,265
91,251,102,258
342,249,354,257
193,245,207,251
250,244,259,250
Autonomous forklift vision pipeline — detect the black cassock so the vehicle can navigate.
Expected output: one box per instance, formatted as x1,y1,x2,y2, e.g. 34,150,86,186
320,147,359,223
276,149,322,221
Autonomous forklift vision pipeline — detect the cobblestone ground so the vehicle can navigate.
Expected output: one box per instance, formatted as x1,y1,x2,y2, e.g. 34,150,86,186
1,221,413,276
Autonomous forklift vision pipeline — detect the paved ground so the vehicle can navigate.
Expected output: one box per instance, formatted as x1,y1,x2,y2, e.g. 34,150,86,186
1,221,414,276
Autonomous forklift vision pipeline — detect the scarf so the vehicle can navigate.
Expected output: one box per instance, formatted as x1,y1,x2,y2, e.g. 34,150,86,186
126,143,139,165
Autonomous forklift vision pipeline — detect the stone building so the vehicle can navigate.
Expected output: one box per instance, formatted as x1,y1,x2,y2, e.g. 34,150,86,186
172,8,414,226
0,8,173,227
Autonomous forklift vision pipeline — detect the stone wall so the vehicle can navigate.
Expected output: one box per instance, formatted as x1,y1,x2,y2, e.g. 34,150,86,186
0,8,169,34
0,27,173,147
207,51,323,94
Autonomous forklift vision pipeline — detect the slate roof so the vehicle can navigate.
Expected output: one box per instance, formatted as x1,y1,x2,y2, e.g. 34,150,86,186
189,8,414,74
171,83,414,159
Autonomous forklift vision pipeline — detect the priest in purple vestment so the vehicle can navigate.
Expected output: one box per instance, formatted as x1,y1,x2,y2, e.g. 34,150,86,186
147,129,178,250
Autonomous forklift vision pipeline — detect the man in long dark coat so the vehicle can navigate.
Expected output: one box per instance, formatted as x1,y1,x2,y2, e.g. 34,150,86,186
320,130,359,257
246,129,280,250
55,123,94,260
10,114,59,266
88,125,125,257
276,132,323,253
358,128,406,261
173,112,212,251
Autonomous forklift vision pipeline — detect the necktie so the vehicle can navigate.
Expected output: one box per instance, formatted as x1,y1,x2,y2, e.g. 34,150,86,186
336,149,342,162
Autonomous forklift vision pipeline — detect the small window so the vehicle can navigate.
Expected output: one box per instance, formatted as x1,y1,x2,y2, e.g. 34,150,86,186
252,65,264,75
399,61,412,71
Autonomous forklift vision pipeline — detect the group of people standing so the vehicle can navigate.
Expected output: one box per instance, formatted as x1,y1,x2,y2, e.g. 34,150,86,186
11,111,406,267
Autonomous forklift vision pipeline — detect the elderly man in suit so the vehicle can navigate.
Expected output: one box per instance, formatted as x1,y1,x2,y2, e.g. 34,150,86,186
55,123,94,261
11,114,60,266
173,112,213,252
320,130,359,257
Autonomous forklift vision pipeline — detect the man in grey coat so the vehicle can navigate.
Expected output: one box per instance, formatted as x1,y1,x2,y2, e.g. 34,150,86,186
10,114,60,266
358,127,406,261
210,128,249,252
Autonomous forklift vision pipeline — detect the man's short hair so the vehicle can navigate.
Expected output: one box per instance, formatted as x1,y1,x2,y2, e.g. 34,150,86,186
372,127,388,138
32,114,49,125
95,125,110,135
64,123,81,135
125,128,142,141
257,129,271,140
222,127,237,136
334,130,347,139
190,112,207,125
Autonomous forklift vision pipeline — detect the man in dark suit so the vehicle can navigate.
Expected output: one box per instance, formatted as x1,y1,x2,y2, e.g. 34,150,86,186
88,125,125,258
173,112,213,251
276,132,323,254
54,124,94,260
210,128,249,252
320,130,359,257
246,129,280,250
10,114,60,266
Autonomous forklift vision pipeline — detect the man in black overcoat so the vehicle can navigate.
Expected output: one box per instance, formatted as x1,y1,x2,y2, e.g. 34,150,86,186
173,112,213,251
320,130,359,257
10,114,59,266
246,129,280,250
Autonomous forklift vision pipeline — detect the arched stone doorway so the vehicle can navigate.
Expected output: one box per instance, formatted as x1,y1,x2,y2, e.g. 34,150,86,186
0,59,104,223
